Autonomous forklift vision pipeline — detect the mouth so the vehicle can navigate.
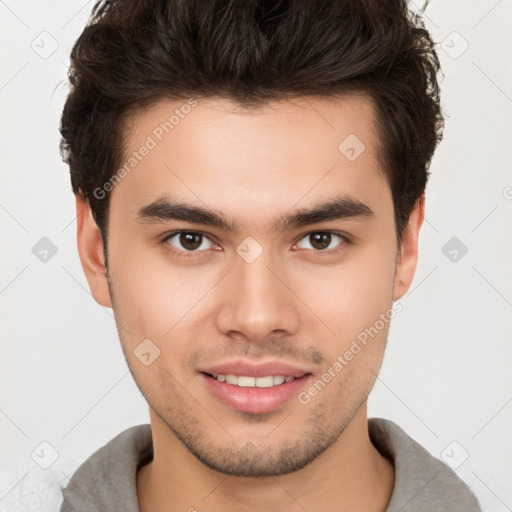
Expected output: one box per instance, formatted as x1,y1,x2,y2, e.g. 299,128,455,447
198,361,313,414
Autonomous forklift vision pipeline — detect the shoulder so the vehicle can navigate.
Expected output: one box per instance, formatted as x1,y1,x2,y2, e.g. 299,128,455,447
60,424,153,512
368,418,482,512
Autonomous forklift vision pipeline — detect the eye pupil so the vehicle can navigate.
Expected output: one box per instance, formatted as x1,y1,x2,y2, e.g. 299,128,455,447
310,232,331,250
180,232,202,250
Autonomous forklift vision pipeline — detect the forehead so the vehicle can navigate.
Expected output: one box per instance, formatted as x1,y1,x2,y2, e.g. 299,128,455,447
111,94,390,230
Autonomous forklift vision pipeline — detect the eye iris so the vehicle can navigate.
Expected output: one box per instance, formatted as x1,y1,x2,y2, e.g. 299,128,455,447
180,232,202,250
310,232,331,250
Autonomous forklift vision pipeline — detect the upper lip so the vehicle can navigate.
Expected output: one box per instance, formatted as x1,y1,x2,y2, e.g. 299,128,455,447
198,359,313,378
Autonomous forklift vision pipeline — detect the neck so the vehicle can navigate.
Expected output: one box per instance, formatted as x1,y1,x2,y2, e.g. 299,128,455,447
137,404,395,512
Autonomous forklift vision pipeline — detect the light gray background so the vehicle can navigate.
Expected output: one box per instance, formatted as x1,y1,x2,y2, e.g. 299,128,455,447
1,1,511,511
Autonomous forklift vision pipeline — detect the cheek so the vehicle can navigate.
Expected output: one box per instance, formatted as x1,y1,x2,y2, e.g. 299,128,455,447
296,249,397,343
108,241,222,355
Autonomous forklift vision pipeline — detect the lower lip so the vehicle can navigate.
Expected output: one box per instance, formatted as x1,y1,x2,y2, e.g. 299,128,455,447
200,373,311,414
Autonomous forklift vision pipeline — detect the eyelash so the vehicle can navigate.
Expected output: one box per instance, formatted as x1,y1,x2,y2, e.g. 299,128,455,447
160,230,351,258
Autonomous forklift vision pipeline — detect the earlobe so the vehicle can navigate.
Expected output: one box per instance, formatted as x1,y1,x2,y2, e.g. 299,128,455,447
393,196,425,301
75,195,112,308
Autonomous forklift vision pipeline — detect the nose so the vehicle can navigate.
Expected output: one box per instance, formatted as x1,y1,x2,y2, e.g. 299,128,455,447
215,246,301,344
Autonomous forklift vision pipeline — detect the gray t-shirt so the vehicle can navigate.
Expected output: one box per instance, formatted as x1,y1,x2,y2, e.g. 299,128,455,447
60,418,481,511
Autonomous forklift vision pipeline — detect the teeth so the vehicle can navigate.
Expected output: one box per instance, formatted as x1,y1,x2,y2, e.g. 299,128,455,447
226,374,238,385
237,376,255,387
212,374,296,387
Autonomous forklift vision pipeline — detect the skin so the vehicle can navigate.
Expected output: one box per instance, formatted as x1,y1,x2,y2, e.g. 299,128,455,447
76,94,424,512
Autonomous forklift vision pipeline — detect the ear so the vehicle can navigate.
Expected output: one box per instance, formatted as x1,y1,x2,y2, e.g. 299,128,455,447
393,195,425,300
75,195,112,308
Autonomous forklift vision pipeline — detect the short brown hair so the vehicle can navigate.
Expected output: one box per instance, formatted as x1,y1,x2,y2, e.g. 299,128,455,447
60,0,443,246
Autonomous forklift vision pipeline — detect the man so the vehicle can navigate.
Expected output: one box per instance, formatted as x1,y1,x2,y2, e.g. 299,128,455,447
58,0,481,510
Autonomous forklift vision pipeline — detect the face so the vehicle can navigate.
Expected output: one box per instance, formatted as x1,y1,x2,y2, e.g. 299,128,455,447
77,94,422,477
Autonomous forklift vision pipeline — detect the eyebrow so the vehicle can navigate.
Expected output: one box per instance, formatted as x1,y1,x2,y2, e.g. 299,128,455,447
136,195,374,232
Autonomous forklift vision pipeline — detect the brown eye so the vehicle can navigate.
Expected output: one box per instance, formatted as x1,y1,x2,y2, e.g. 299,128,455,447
310,233,331,250
165,232,213,253
296,232,346,252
